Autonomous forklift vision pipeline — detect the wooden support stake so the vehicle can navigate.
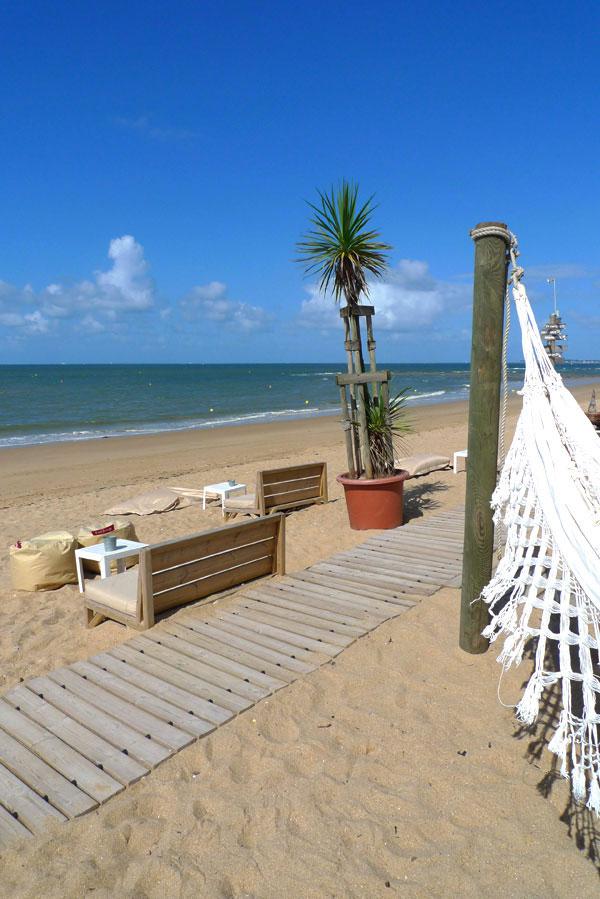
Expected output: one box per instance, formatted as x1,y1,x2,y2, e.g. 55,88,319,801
460,221,510,654
343,315,363,474
348,312,373,478
366,314,378,387
339,385,357,477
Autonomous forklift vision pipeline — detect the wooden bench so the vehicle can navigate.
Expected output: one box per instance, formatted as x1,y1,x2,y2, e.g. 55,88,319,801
83,515,285,630
223,462,328,519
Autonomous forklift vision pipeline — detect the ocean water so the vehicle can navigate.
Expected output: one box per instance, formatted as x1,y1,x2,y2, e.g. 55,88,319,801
1,362,600,449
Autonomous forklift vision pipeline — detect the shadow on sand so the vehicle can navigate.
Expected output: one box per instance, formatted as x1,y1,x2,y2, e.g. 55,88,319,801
513,638,600,874
403,479,449,522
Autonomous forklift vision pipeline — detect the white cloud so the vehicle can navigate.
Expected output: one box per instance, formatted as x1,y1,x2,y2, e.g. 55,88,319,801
181,281,271,332
297,259,470,335
0,235,155,336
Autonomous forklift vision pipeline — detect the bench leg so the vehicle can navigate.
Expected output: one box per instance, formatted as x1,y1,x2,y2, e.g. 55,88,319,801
86,608,106,628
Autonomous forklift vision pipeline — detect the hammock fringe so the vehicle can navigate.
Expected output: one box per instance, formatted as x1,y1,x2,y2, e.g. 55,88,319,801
482,277,600,814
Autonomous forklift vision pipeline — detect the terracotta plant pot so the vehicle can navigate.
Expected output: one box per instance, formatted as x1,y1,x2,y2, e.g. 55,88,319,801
336,470,409,530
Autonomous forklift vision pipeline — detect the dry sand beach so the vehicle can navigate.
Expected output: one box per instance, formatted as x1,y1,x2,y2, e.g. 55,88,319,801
1,388,599,896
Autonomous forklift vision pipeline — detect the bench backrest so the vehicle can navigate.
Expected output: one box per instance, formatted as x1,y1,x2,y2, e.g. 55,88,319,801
256,462,328,515
141,514,284,617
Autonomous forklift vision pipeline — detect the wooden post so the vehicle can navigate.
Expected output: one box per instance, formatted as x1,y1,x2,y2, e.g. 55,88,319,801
339,384,357,477
348,312,372,478
460,221,510,654
343,314,363,475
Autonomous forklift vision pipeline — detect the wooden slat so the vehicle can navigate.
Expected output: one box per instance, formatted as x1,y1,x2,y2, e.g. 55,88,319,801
150,517,280,572
381,531,463,550
330,551,455,587
377,534,462,557
25,676,171,769
355,551,461,579
310,562,433,597
212,612,331,661
153,556,276,613
136,632,269,702
241,591,366,638
0,699,122,805
0,800,32,845
158,622,288,690
0,762,66,832
360,541,462,570
271,582,385,627
4,685,148,786
88,652,218,731
262,474,320,495
0,726,96,819
289,569,415,610
222,609,346,656
178,619,314,675
152,538,276,593
261,463,325,486
70,661,213,739
284,571,398,615
47,669,192,752
106,645,233,724
125,639,253,713
231,602,357,648
257,582,376,626
264,486,321,507
336,370,389,385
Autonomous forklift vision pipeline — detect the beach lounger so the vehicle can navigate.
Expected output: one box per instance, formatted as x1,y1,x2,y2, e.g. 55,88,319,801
222,462,328,520
82,515,285,630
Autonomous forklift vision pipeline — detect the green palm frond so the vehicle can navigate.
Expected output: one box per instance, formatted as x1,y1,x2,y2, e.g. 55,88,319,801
296,181,392,306
366,389,413,478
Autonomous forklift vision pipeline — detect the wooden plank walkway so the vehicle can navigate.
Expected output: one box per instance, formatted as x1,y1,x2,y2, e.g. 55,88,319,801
0,507,465,848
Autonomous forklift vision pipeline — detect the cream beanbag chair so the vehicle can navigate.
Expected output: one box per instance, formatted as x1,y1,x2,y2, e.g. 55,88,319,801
77,518,138,573
10,531,78,591
395,454,451,478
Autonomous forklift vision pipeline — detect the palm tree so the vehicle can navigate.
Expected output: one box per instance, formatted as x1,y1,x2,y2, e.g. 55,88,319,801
297,181,408,481
296,180,392,307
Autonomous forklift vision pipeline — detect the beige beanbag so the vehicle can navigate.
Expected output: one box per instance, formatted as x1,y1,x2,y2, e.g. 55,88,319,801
395,454,451,478
77,518,138,573
10,531,78,591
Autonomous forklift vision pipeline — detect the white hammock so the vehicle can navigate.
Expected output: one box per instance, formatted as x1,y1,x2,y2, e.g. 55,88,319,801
482,269,600,814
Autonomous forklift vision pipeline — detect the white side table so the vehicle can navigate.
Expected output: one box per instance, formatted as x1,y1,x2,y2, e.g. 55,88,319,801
453,449,468,474
202,481,247,514
75,539,148,594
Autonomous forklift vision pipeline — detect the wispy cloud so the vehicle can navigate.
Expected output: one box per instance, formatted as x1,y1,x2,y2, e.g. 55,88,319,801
297,259,470,337
181,281,272,332
114,115,195,142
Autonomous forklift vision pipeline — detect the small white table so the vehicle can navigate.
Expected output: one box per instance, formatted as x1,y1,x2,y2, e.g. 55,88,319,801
454,449,468,474
75,539,148,594
202,481,246,513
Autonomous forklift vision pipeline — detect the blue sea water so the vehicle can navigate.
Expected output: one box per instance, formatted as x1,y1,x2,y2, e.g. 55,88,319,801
1,362,600,448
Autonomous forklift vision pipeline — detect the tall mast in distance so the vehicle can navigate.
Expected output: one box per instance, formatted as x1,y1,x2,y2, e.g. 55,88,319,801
540,277,567,365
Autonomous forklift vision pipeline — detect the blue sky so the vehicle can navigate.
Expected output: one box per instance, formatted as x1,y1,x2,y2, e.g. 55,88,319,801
1,0,598,364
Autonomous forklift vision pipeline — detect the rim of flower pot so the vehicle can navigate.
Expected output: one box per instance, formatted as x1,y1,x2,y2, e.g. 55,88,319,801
336,470,409,487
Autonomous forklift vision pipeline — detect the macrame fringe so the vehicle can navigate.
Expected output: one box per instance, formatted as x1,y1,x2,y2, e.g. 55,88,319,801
482,277,600,815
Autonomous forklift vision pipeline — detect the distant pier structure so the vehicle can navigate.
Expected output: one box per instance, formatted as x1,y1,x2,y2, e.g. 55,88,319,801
541,277,567,365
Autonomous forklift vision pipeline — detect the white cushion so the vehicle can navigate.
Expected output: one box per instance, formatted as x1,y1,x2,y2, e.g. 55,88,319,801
395,454,451,478
84,567,139,616
223,493,257,510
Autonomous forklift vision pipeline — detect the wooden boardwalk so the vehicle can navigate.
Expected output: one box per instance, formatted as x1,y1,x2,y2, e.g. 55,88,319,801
0,507,465,847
